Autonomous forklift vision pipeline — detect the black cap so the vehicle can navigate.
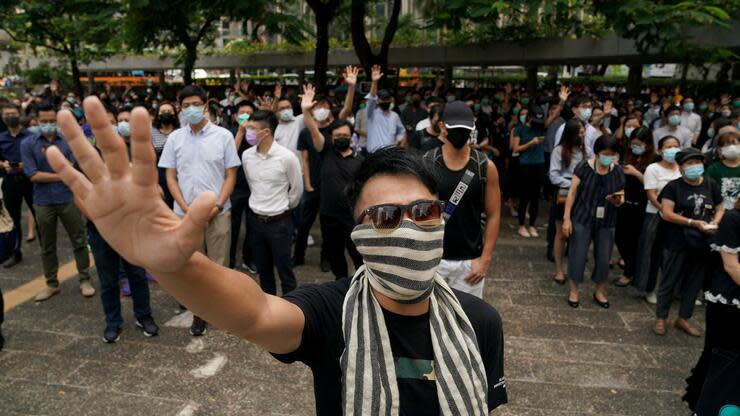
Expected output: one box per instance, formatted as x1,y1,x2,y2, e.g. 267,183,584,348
530,106,546,125
378,89,392,100
441,101,475,130
676,148,705,165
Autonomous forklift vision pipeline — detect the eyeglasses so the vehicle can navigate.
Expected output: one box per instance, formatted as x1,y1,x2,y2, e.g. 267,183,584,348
356,200,444,232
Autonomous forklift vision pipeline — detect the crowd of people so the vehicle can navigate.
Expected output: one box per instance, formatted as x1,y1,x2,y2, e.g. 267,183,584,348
0,66,739,414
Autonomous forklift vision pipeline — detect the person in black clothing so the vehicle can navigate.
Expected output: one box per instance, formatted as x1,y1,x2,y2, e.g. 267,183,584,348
654,148,724,337
301,89,364,279
47,96,507,416
407,105,443,153
0,103,36,268
425,101,501,299
229,101,257,273
613,127,654,287
400,90,428,135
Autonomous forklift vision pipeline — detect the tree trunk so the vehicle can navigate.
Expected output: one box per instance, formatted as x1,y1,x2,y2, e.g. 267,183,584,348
70,57,84,98
679,63,689,91
627,64,642,96
526,65,538,100
183,44,198,86
547,65,558,91
351,0,401,88
313,10,331,93
717,62,732,90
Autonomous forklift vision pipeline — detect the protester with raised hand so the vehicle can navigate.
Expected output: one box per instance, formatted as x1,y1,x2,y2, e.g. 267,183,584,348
365,65,405,153
46,97,507,415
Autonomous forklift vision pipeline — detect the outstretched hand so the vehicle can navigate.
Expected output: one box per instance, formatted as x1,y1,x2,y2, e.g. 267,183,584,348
344,65,359,86
46,97,215,274
301,84,316,111
371,65,383,82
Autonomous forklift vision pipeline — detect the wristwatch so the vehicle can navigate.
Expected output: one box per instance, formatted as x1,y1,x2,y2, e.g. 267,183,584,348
216,204,224,213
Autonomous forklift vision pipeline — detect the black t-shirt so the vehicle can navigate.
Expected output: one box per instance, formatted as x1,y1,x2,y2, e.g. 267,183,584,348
230,127,251,197
408,129,443,154
659,177,722,251
432,149,486,260
272,278,507,416
708,209,740,306
319,140,364,220
297,127,330,191
401,106,429,132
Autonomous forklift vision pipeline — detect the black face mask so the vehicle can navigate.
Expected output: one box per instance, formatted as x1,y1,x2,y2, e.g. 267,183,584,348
159,113,176,125
412,99,422,108
3,116,20,128
378,102,391,111
446,128,471,149
334,137,351,151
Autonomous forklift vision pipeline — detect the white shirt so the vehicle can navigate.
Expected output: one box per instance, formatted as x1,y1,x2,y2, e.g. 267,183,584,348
416,118,431,131
554,121,598,158
242,141,303,216
158,122,241,216
274,114,305,156
653,125,693,149
643,162,681,214
680,111,702,135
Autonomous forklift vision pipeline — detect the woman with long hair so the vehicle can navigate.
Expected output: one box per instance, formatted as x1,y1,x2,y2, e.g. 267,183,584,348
549,119,587,283
614,127,655,287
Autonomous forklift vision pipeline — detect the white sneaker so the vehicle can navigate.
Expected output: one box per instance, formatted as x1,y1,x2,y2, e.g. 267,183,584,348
307,235,315,247
518,227,531,238
646,291,657,305
528,226,539,237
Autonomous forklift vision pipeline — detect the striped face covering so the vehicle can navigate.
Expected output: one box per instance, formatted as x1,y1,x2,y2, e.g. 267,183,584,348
341,221,488,415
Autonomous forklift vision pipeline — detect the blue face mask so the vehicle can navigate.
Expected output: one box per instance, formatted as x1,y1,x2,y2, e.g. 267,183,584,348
707,127,715,137
279,109,294,122
39,122,57,135
238,113,250,124
668,114,681,126
446,95,456,103
631,144,646,155
183,105,204,125
662,147,679,163
27,125,41,135
521,98,529,106
683,103,694,112
624,127,635,139
117,121,130,137
598,154,615,167
683,164,704,181
578,108,592,122
519,115,527,124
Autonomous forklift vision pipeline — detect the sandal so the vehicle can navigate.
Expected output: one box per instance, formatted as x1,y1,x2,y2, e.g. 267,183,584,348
553,274,566,285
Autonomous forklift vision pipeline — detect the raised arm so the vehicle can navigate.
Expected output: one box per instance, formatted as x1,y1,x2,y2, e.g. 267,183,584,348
46,97,306,354
300,84,325,152
339,66,359,120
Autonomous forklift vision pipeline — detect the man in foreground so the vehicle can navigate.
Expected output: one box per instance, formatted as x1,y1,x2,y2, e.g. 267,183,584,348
47,97,507,415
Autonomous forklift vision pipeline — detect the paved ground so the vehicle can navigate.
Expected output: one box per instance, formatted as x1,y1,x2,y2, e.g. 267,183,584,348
0,208,703,415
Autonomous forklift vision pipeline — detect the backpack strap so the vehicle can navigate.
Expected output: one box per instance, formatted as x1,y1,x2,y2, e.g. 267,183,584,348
471,149,488,201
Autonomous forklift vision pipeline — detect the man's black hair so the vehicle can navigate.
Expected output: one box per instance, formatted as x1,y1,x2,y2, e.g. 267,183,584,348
330,119,354,136
314,94,333,107
178,85,207,104
250,110,278,133
237,100,256,112
1,102,21,114
36,102,56,113
658,135,680,149
593,134,620,154
347,146,438,212
570,95,591,109
661,105,681,117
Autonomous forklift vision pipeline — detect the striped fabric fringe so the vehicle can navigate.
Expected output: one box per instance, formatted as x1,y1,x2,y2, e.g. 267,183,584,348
340,266,489,415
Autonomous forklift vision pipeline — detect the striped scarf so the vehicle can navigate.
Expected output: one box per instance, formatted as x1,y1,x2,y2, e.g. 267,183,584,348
341,222,488,415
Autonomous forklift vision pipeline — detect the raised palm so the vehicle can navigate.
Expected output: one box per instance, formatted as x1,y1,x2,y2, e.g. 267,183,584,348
371,65,383,82
344,65,359,86
47,97,214,274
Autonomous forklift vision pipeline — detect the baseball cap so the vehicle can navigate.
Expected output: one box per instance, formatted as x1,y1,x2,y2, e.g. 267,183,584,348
441,101,474,130
530,106,545,126
675,148,705,165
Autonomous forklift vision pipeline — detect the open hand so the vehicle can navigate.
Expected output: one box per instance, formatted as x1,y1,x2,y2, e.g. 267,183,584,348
559,85,570,103
46,97,215,274
344,65,359,86
274,83,282,99
371,65,383,82
301,84,316,111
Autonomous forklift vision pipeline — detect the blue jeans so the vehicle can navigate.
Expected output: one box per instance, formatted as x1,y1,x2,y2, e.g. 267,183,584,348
249,214,297,296
87,223,152,328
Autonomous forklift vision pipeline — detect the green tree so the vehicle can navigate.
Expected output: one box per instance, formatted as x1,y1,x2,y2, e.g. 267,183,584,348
124,0,308,85
0,0,122,96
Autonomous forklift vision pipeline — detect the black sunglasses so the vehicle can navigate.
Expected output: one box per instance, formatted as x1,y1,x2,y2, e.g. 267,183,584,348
356,200,445,232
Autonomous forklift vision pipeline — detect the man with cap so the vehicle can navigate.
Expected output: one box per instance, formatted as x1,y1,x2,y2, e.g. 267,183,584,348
365,65,405,153
511,106,547,238
424,101,501,298
654,147,724,337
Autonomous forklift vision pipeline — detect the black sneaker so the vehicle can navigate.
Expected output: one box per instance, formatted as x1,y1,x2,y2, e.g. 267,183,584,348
190,316,207,337
320,258,331,273
103,326,122,343
2,254,21,269
135,315,159,337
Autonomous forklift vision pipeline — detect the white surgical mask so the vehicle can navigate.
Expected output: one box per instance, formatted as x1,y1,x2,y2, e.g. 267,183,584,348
313,108,330,122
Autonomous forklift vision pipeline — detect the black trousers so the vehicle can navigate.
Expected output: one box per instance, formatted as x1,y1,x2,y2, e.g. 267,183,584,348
249,214,297,296
228,193,253,268
294,191,324,262
614,203,645,278
517,164,544,226
656,248,706,320
321,214,363,279
0,285,4,328
1,174,34,256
